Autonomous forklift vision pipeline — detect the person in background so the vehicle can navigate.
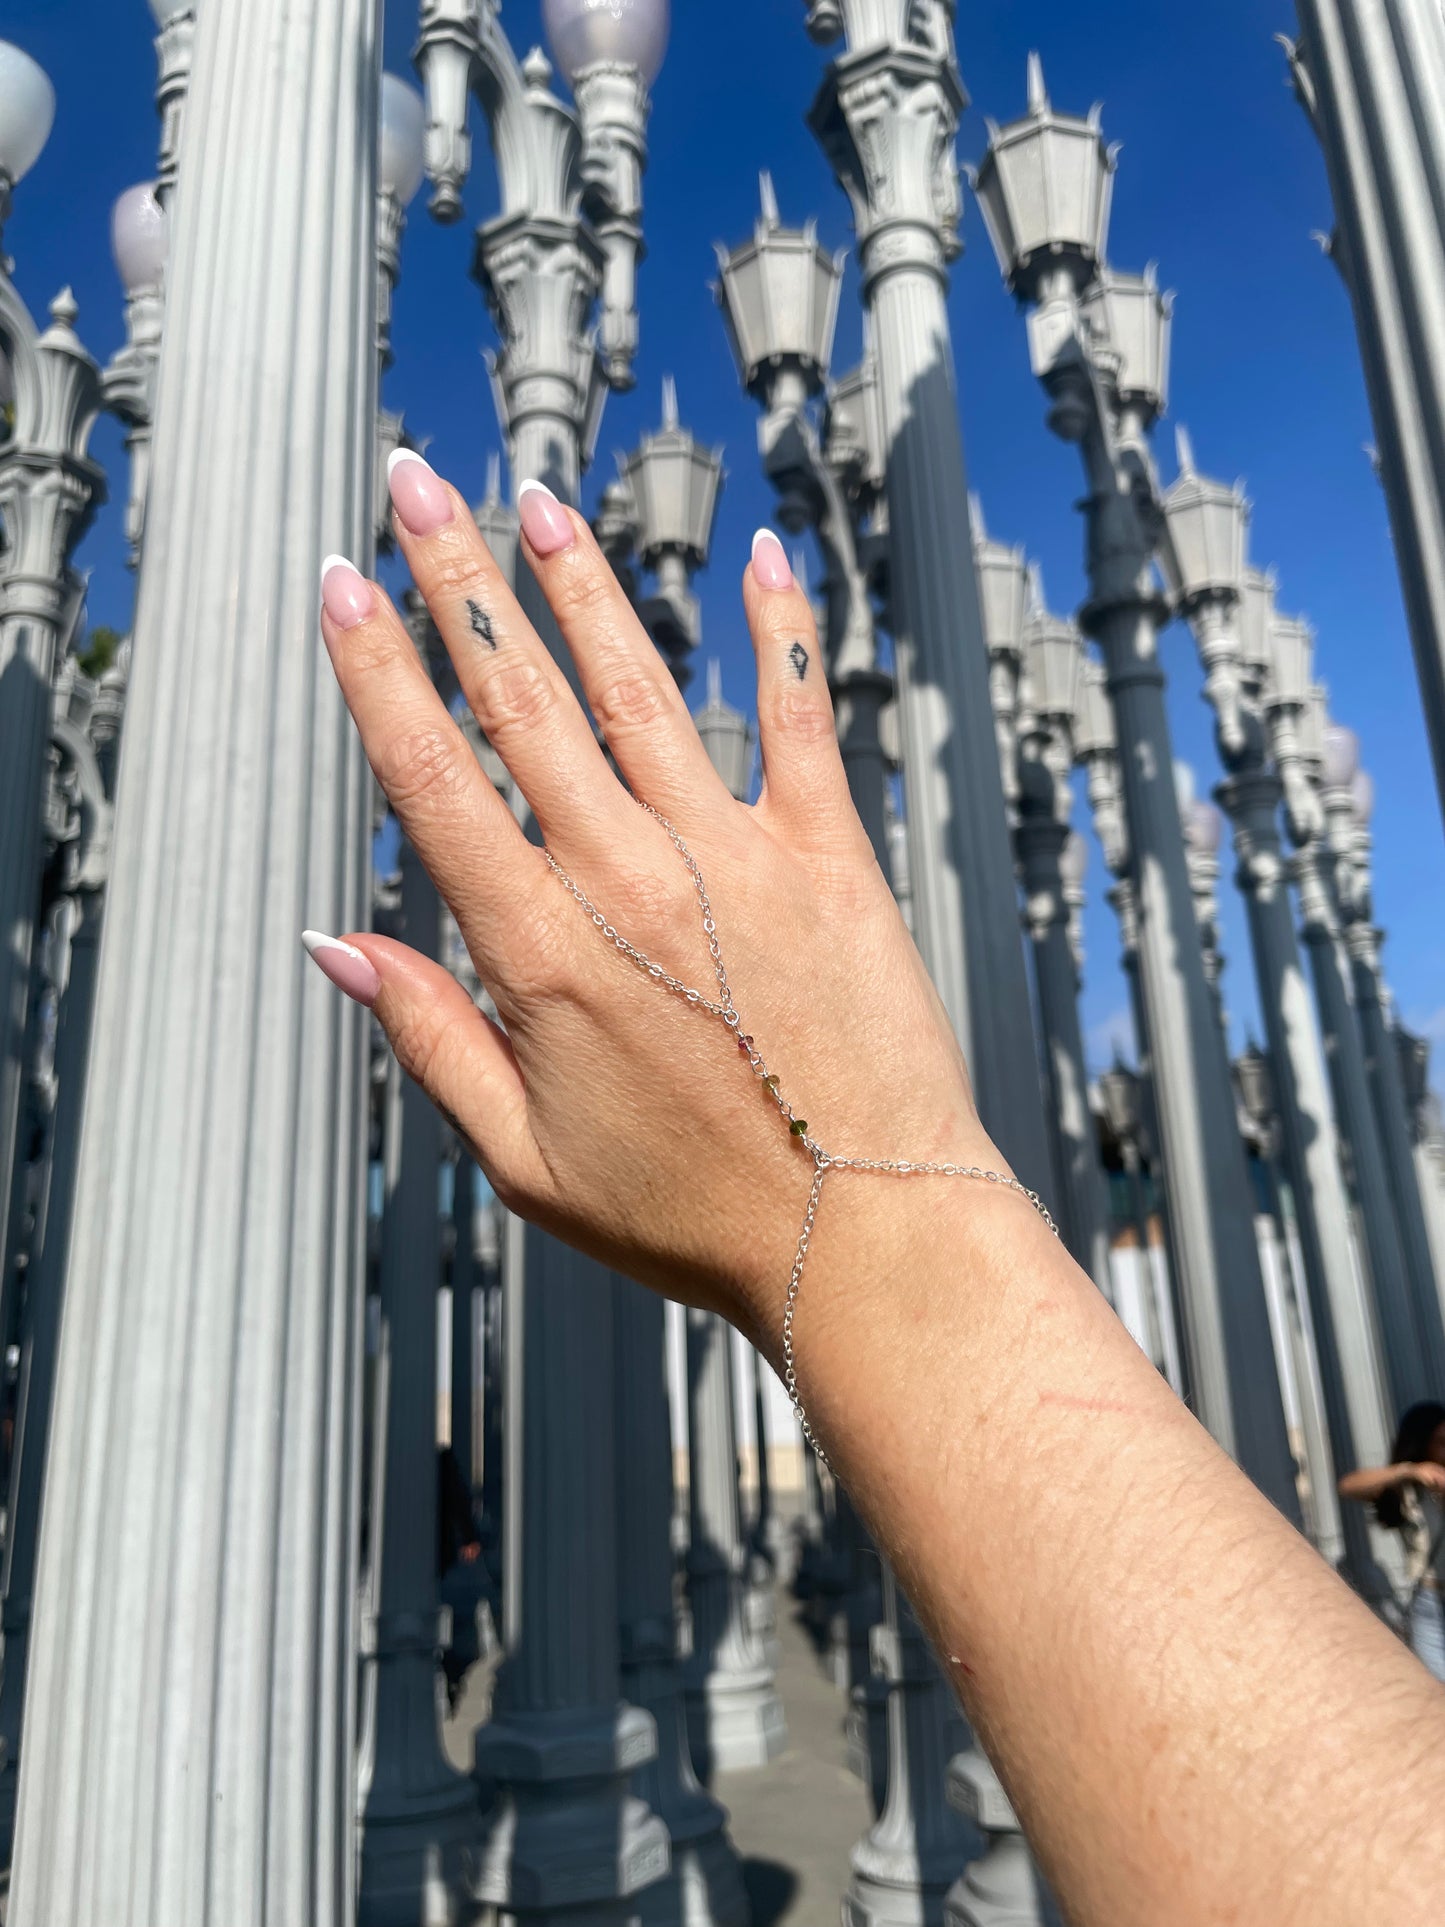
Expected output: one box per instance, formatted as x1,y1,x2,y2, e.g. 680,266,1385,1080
437,1444,482,1711
1340,1401,1445,1682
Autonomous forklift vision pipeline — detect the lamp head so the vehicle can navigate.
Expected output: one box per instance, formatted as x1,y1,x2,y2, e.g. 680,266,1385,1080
148,0,202,23
1321,721,1360,791
111,183,168,294
1350,767,1375,826
379,73,426,207
1159,427,1248,608
0,40,56,191
542,0,670,86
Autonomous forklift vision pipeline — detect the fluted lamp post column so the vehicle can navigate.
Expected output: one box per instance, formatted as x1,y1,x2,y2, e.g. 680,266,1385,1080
803,4,1055,1199
1263,635,1431,1426
147,0,205,203
416,8,672,1918
1322,729,1445,1388
11,0,380,1917
0,43,106,1327
1160,443,1397,1594
976,61,1300,1517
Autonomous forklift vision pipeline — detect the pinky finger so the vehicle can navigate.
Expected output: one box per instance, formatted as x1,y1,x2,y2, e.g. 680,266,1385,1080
302,930,544,1210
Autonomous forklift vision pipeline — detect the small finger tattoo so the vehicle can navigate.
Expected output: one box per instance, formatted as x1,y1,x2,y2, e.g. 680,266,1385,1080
467,599,497,650
788,640,809,681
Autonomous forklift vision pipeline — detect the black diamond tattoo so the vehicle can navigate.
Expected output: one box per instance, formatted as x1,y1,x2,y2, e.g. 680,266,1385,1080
788,641,809,681
467,599,497,649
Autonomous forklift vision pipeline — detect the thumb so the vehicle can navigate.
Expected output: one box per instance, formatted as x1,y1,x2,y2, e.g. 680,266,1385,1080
302,930,540,1211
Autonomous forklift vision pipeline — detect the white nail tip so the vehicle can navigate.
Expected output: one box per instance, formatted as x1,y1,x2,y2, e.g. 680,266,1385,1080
320,553,358,580
302,930,365,964
387,446,430,478
752,527,780,558
518,478,559,504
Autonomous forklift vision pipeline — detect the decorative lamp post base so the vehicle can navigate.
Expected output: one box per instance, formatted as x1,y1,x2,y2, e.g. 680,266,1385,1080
942,1754,1047,1927
685,1663,788,1775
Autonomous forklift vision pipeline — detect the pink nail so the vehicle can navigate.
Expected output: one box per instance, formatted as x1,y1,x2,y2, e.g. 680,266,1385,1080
321,554,374,630
517,480,576,557
303,931,381,1008
387,448,455,536
751,529,794,592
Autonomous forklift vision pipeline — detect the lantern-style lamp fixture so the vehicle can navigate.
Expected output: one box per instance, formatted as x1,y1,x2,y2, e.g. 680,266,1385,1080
380,72,427,207
543,0,670,85
1072,657,1116,761
1023,609,1083,727
1239,566,1276,689
715,174,845,405
693,659,752,802
111,183,169,295
1077,265,1172,424
973,506,1030,669
619,375,724,571
0,40,56,200
1099,1060,1142,1142
1159,427,1248,609
1265,612,1315,711
974,54,1115,302
1321,720,1361,792
1235,1044,1275,1132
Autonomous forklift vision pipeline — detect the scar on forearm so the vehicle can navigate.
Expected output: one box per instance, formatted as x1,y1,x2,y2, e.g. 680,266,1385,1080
1037,1389,1144,1416
788,640,809,681
467,599,498,649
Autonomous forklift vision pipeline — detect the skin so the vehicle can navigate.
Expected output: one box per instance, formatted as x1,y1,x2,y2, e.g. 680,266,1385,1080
319,464,1445,1927
1340,1420,1445,1505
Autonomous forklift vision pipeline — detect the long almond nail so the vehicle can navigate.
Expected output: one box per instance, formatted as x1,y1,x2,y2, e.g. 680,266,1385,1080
517,479,576,557
751,528,793,592
321,555,374,630
388,448,455,536
303,930,381,1007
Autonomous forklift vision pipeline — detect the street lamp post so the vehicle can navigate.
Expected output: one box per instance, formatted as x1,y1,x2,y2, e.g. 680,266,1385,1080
804,5,1056,1201
1396,1027,1445,1311
977,62,1300,1519
415,9,673,1918
147,0,205,203
10,0,381,1916
1282,5,1445,837
1322,729,1445,1388
0,41,106,1342
1264,638,1431,1424
1159,444,1398,1591
104,184,168,569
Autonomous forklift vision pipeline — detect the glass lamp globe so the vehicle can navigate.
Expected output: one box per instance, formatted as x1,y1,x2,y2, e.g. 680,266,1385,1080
1187,799,1224,857
1350,768,1375,826
111,183,168,294
542,0,670,84
0,41,56,186
1321,722,1360,790
379,73,426,206
148,0,203,23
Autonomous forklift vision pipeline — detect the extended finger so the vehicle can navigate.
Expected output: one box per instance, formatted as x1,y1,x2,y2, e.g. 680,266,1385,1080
301,930,547,1213
384,452,642,858
319,555,559,993
743,531,860,847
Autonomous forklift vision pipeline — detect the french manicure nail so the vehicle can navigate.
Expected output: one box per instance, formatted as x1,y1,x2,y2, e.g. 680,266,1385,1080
302,930,381,1008
387,447,455,537
517,479,576,557
751,528,794,592
320,555,375,630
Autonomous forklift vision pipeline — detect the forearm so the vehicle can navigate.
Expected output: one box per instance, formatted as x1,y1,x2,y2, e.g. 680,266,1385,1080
1337,1464,1401,1503
775,1165,1445,1927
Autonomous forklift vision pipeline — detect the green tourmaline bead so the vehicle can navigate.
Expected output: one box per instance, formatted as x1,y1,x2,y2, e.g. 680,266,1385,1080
763,1074,780,1093
790,1119,808,1137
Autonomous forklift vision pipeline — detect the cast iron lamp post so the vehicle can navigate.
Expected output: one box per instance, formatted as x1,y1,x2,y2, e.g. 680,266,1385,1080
1160,439,1400,1595
103,184,167,569
803,3,1056,1202
1320,723,1445,1387
415,7,673,1916
147,0,205,201
0,40,106,1345
977,58,1299,1521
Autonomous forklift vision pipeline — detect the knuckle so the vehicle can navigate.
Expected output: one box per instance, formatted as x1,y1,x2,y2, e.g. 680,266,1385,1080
500,897,579,1001
424,543,489,605
545,551,614,624
373,725,470,814
469,657,558,746
589,669,672,740
769,687,837,744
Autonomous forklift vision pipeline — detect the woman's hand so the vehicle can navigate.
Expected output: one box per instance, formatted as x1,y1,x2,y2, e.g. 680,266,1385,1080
312,452,995,1344
1404,1462,1445,1494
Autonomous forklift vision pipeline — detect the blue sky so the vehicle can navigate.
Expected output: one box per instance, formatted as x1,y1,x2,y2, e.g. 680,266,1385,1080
7,0,1445,1087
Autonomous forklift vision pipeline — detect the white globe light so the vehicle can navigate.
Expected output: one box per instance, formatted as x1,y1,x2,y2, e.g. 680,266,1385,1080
379,73,426,206
1321,721,1360,789
1351,768,1376,825
0,41,56,187
1173,760,1197,814
148,0,203,25
1188,800,1224,857
542,0,670,85
111,182,168,294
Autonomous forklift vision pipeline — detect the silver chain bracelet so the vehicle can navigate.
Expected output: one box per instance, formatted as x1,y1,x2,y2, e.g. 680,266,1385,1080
545,802,1059,1469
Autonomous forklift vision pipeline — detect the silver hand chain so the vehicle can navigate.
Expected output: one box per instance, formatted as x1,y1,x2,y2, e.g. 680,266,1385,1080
545,802,1059,1469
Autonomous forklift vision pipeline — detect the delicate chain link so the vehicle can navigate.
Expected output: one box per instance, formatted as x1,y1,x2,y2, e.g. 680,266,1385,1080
546,804,1060,1469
